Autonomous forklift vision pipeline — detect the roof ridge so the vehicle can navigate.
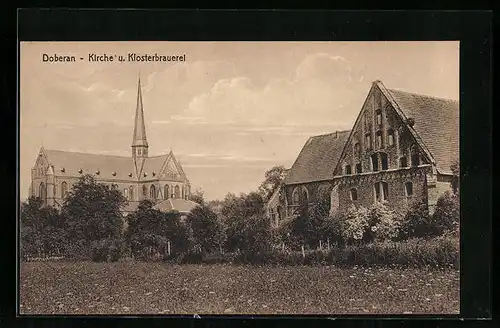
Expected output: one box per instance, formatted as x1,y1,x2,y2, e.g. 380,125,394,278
310,130,351,138
44,149,130,158
387,88,459,103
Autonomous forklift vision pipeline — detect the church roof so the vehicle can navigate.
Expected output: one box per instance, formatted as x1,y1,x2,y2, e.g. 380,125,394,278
153,198,199,213
43,149,138,181
284,130,351,185
384,86,459,175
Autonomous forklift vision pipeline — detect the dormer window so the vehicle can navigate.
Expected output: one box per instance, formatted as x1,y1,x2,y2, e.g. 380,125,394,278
152,172,156,177
128,173,133,177
95,170,100,175
60,167,65,173
144,172,148,177
112,172,117,176
78,169,83,174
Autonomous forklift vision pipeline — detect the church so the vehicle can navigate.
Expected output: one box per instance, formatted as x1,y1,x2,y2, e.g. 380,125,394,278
266,80,459,226
30,77,198,214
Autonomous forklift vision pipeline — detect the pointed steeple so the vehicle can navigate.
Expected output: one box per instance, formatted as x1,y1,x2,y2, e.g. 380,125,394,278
132,73,149,159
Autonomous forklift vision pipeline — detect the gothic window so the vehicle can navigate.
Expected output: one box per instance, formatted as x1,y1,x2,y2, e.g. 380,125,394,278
354,142,361,157
150,185,156,200
129,186,134,201
355,163,362,174
142,185,147,197
376,131,383,149
292,187,300,205
345,165,352,175
61,181,68,198
138,149,142,156
410,145,420,166
400,157,408,168
174,185,180,198
365,134,372,151
376,109,382,125
405,182,413,197
380,153,388,170
387,129,394,146
371,153,379,172
39,182,46,203
350,188,358,201
124,188,129,200
302,187,309,204
164,185,170,199
374,181,389,202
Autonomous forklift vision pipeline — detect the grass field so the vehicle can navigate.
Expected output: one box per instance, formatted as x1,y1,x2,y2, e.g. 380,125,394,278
20,261,459,315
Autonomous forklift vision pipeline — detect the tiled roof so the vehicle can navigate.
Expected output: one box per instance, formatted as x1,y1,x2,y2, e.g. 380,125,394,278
386,88,459,174
42,149,188,181
43,149,138,181
153,198,199,213
284,131,351,185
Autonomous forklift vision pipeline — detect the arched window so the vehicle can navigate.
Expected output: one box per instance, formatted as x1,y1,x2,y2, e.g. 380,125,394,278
150,185,156,200
129,186,134,201
405,182,413,197
376,109,382,125
374,182,389,202
39,182,46,203
350,188,358,201
380,152,389,170
376,130,383,149
345,165,352,175
355,163,362,174
387,129,394,146
410,145,420,167
365,133,372,150
354,142,361,157
174,185,180,198
292,187,300,205
371,153,379,172
142,185,147,197
301,187,309,204
181,186,184,199
61,181,68,198
124,188,129,200
164,185,170,199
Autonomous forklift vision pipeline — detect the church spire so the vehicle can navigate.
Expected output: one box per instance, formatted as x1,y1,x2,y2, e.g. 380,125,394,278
132,74,149,159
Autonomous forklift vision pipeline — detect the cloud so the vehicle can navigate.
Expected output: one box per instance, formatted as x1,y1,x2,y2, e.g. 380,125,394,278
181,52,367,127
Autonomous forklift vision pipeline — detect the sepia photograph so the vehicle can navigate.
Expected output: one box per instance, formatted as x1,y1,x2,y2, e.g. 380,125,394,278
19,41,460,315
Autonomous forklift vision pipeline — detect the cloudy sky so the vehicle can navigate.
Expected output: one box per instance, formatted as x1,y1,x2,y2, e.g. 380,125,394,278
20,41,459,201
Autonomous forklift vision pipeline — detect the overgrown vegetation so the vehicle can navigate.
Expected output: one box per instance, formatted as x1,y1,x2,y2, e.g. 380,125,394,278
20,165,460,267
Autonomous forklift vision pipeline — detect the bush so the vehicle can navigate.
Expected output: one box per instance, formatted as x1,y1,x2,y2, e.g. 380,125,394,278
399,200,434,239
333,235,459,268
91,238,124,262
432,191,460,235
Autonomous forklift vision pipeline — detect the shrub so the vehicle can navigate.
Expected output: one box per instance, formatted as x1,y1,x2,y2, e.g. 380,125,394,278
399,200,434,239
90,238,125,262
367,201,402,242
432,191,460,235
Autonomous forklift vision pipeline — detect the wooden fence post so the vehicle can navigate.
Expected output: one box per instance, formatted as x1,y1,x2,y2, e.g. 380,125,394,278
301,245,305,259
167,241,171,256
327,238,330,251
319,240,322,250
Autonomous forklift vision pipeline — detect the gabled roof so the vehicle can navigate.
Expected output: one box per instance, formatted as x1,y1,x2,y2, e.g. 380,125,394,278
43,148,138,181
41,148,190,182
384,86,459,175
284,131,350,185
153,198,199,213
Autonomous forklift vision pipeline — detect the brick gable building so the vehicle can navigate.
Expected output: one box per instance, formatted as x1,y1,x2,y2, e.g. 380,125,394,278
266,80,459,224
30,77,198,214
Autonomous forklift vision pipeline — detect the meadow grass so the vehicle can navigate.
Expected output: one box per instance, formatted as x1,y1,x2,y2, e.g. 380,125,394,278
20,261,459,315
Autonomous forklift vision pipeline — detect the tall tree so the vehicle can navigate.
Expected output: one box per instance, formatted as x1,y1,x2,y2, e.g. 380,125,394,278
186,204,226,253
258,165,287,202
61,174,126,245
